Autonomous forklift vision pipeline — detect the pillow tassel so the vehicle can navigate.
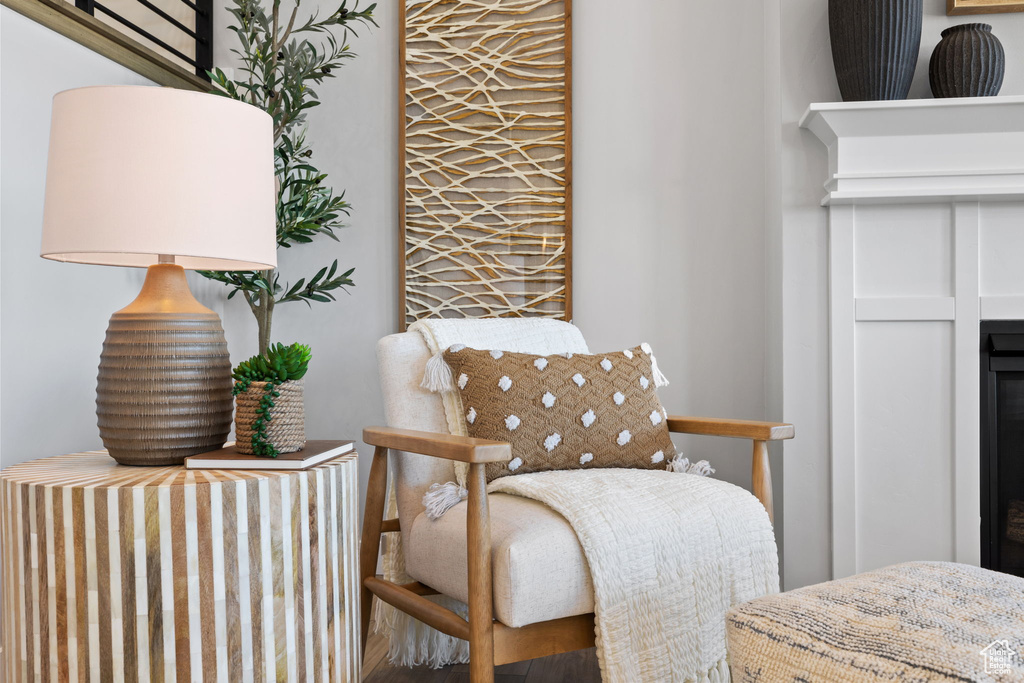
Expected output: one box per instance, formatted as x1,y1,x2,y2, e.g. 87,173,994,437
686,459,715,477
423,482,468,520
667,453,715,477
650,352,671,388
421,352,456,393
666,453,687,473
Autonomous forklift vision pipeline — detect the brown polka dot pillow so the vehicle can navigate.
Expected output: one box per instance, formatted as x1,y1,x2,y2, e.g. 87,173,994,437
443,344,676,483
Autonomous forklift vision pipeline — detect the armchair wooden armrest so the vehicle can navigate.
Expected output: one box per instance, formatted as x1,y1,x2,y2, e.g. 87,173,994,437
667,416,794,441
363,426,512,463
667,415,793,525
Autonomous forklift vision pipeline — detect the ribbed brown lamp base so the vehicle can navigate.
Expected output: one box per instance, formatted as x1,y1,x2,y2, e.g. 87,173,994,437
96,264,232,466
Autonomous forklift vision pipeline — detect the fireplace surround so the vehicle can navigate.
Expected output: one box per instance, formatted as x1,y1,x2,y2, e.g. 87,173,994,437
801,96,1024,579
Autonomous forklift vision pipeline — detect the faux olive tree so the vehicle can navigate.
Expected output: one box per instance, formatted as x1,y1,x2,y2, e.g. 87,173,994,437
200,0,376,354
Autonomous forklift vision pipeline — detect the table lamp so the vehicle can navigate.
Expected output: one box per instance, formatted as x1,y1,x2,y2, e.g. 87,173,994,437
41,86,277,466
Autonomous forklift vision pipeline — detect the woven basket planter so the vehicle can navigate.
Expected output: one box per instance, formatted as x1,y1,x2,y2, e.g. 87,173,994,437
234,379,306,455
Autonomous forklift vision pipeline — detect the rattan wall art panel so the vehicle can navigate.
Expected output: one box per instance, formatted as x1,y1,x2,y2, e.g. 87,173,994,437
400,0,572,327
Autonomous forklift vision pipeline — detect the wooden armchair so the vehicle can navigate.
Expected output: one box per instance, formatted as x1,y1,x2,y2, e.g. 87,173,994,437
361,331,793,683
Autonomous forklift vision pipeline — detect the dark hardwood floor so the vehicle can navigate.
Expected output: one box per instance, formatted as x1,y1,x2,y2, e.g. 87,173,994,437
361,627,601,682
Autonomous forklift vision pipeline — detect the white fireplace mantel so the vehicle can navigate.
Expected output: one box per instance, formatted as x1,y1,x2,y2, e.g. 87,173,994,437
800,97,1024,580
800,96,1024,206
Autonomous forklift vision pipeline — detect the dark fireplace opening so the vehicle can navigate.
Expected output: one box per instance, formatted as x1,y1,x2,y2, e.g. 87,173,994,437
981,321,1024,578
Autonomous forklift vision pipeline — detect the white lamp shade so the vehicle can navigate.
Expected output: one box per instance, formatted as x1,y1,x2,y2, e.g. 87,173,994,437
41,86,277,271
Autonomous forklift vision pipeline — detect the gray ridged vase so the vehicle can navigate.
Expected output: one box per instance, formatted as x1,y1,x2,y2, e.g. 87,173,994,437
96,264,233,466
929,24,1005,98
829,0,923,101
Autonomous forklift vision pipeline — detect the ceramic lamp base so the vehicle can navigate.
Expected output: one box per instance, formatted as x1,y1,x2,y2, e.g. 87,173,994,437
96,264,232,466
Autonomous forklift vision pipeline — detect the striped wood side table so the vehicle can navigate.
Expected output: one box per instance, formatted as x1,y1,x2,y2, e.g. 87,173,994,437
1,449,360,682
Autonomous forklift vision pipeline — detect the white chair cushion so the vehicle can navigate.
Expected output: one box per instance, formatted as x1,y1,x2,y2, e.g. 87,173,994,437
405,492,595,628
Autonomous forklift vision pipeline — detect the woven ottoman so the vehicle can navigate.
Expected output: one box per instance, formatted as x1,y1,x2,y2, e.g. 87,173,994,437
727,562,1024,682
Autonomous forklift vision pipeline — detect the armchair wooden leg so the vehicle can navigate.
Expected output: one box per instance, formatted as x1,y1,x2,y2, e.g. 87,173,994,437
360,446,389,658
752,440,774,525
466,462,495,683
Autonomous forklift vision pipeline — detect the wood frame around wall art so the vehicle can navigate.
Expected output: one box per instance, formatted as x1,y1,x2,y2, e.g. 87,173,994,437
948,0,1024,14
1,0,208,91
360,417,794,682
397,0,573,331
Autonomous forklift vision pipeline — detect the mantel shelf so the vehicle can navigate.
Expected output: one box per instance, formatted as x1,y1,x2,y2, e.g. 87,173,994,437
800,96,1024,143
799,97,1024,206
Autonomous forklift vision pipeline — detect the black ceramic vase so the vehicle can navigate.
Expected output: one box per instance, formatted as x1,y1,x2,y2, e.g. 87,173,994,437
929,24,1005,98
829,0,923,101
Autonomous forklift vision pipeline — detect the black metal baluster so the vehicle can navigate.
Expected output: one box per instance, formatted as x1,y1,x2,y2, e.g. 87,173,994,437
195,0,213,80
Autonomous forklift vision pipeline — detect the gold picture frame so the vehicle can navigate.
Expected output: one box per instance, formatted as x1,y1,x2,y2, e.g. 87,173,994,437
948,0,1024,14
399,0,573,328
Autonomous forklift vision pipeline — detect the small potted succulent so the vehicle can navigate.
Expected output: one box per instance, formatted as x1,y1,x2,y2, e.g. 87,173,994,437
232,342,312,456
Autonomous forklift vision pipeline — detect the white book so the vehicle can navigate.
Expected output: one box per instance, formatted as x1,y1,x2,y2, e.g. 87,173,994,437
185,440,354,470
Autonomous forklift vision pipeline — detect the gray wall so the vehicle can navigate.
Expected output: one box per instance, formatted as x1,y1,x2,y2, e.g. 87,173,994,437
571,0,771,501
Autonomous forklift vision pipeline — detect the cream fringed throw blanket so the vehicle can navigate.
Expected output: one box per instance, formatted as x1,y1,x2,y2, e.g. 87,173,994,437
491,470,778,683
377,319,779,681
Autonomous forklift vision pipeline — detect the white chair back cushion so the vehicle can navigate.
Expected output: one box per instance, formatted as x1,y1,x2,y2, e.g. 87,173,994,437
376,332,455,543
